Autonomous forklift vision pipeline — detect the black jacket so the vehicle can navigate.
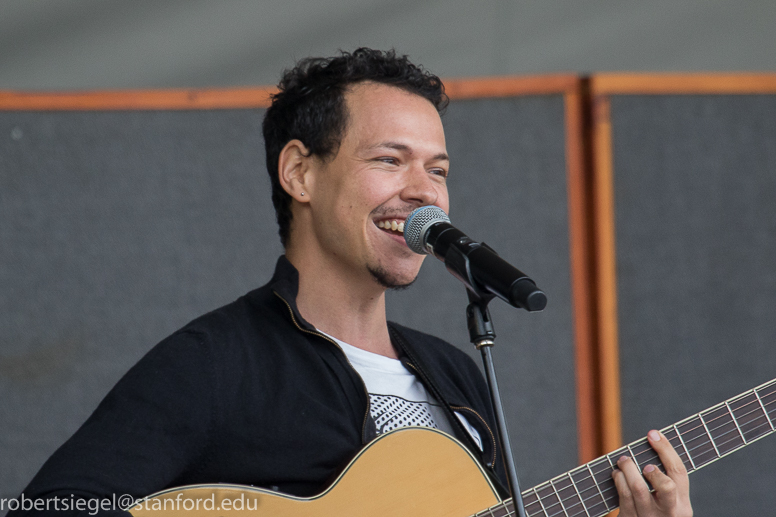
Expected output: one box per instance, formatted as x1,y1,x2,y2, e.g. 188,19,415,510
13,256,506,516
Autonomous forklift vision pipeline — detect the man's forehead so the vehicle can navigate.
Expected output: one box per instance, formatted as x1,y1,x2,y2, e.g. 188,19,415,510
345,81,439,117
343,83,446,152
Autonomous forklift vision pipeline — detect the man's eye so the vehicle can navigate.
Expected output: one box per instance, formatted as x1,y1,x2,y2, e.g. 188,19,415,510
429,168,448,178
379,157,399,165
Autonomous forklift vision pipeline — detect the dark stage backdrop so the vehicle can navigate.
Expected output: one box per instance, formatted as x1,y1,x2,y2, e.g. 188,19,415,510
597,84,776,516
0,108,281,504
0,83,583,505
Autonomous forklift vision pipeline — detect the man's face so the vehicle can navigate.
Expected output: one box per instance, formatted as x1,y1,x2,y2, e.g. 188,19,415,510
305,81,450,289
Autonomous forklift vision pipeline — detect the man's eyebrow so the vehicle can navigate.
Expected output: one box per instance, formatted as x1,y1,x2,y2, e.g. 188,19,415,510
365,141,449,161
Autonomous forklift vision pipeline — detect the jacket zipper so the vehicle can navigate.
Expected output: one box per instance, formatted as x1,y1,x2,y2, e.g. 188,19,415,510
449,404,498,468
273,291,373,443
404,360,498,469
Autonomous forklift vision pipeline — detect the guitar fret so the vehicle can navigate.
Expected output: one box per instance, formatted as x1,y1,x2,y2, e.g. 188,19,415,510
485,500,511,517
520,489,542,517
631,440,660,470
671,424,696,471
566,474,591,517
702,405,744,456
698,413,721,458
730,392,772,442
759,385,776,424
548,480,570,517
584,463,612,513
537,482,567,517
664,426,693,472
532,486,551,517
626,444,639,467
677,416,717,467
755,388,776,431
553,474,588,517
569,458,615,517
594,456,620,512
724,401,747,444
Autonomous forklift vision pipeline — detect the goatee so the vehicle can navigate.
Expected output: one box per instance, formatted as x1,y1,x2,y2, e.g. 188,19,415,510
368,264,417,291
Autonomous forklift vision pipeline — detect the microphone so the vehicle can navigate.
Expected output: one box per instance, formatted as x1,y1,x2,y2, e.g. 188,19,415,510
404,206,547,312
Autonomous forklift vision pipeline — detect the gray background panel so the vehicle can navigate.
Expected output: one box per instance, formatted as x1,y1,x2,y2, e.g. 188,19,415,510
0,109,282,502
1,95,579,504
611,94,776,516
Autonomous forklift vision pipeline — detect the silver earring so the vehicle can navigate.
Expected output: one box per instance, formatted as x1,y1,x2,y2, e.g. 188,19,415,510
300,192,305,196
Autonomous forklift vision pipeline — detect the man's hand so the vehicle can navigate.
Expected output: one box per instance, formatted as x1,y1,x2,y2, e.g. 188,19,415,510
612,430,693,517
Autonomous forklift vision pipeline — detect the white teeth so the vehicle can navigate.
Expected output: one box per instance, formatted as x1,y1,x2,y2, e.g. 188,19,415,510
376,219,404,233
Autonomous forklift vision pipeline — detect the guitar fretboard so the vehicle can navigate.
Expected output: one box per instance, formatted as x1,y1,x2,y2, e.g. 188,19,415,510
474,378,776,517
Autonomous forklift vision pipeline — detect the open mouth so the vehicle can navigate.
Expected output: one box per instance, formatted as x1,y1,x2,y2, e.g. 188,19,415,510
375,219,405,236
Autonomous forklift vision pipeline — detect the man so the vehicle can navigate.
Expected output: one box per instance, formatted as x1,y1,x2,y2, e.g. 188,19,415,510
11,49,692,517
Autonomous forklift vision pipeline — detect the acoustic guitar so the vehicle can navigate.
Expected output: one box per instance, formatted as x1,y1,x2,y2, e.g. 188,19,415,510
130,378,776,517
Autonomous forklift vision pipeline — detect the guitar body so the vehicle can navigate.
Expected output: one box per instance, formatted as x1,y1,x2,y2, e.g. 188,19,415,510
126,378,776,517
130,427,501,517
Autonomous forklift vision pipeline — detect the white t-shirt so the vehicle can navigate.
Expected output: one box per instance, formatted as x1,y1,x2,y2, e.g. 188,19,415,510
321,332,483,451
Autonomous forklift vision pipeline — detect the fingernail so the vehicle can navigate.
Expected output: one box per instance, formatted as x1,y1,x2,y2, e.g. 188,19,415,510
648,430,660,441
643,464,656,473
619,455,629,463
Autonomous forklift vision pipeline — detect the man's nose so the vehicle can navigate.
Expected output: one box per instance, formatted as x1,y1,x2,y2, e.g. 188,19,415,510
400,166,440,207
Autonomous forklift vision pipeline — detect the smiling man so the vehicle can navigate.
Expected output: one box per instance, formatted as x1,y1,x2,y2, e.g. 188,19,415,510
277,80,450,358
11,49,692,517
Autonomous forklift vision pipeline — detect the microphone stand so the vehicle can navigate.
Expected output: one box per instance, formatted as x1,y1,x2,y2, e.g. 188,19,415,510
466,288,527,517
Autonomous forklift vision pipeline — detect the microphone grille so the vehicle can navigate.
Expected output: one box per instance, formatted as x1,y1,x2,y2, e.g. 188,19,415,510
404,205,450,255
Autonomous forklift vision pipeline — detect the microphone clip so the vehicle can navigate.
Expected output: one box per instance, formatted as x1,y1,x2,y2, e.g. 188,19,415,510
442,237,495,302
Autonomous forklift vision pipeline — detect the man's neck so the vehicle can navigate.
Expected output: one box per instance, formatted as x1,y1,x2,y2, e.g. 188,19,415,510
285,252,397,359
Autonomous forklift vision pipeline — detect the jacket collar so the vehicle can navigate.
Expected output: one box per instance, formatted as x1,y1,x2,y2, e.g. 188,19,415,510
268,255,451,365
268,255,317,332
269,255,414,358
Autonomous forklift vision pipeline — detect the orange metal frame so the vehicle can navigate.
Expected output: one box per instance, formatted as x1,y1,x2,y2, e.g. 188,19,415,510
0,87,275,110
0,75,602,465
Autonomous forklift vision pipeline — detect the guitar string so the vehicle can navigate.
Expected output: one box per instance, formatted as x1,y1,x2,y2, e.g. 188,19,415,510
662,384,776,469
589,389,776,507
638,383,776,466
630,386,776,470
584,385,776,516
476,383,776,517
600,382,776,475
599,389,776,514
669,385,776,458
507,383,776,517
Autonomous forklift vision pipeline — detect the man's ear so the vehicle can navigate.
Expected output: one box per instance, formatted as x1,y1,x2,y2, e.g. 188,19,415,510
278,139,314,203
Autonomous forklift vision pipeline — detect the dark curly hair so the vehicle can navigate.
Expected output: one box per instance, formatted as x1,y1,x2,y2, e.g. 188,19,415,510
262,48,448,246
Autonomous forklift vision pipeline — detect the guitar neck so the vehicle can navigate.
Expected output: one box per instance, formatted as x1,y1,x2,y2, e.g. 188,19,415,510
476,378,776,517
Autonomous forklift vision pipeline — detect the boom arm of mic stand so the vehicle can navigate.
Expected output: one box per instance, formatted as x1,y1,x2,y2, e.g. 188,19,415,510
465,288,527,517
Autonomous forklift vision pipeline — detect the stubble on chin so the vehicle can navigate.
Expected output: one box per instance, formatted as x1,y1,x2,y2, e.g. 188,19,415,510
367,264,418,291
